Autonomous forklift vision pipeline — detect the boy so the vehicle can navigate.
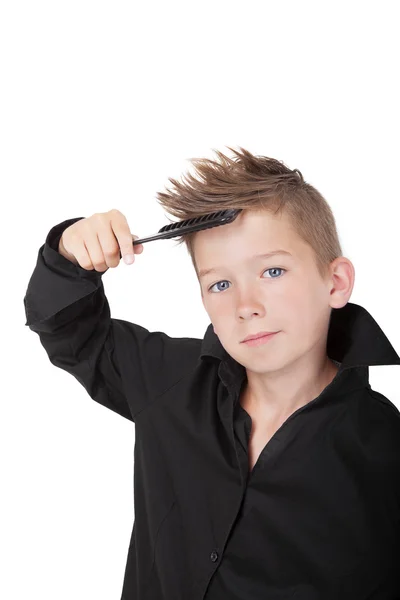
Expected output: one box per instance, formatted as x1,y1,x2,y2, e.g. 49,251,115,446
24,146,400,599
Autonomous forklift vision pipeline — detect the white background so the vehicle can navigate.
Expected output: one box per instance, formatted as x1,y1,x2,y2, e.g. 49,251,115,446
1,1,399,598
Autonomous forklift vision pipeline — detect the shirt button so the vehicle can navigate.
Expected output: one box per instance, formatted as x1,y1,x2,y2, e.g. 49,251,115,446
210,551,219,562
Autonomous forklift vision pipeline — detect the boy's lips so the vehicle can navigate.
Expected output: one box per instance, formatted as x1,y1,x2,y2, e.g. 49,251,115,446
241,331,278,343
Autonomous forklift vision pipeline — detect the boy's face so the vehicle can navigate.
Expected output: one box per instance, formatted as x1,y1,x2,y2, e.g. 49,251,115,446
194,208,340,375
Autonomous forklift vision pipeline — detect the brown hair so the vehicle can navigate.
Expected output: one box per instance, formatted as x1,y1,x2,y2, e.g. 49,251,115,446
155,146,343,281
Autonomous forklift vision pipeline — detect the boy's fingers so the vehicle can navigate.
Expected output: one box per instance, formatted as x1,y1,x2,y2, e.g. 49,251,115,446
132,235,144,253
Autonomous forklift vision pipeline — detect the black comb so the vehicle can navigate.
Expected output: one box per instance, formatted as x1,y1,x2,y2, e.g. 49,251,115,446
131,208,242,245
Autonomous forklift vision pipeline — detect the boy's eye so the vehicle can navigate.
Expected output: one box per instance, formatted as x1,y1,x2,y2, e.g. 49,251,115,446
208,267,286,293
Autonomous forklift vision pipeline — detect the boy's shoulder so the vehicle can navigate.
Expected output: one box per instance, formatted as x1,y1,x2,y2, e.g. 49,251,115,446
366,387,400,419
360,387,400,459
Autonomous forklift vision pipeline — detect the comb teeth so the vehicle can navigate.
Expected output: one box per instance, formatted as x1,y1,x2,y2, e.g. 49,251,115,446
130,208,242,247
159,209,238,233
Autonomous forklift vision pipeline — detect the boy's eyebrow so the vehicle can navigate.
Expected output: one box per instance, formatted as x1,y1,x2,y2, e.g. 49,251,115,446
198,250,293,279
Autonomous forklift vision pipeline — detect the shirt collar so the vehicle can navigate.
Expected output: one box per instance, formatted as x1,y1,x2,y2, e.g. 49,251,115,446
200,302,400,392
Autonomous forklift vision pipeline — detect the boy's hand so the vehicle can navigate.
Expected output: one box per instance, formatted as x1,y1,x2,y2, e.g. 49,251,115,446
58,209,144,272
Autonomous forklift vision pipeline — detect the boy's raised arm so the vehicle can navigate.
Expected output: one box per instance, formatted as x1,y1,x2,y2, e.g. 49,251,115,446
23,210,200,422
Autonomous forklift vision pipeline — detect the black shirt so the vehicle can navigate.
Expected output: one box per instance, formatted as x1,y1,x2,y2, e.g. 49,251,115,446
24,217,400,600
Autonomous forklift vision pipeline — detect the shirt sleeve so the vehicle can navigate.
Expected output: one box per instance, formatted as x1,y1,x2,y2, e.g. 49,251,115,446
23,217,201,422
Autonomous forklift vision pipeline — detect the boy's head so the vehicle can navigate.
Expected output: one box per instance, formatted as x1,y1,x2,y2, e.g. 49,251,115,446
156,146,354,375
